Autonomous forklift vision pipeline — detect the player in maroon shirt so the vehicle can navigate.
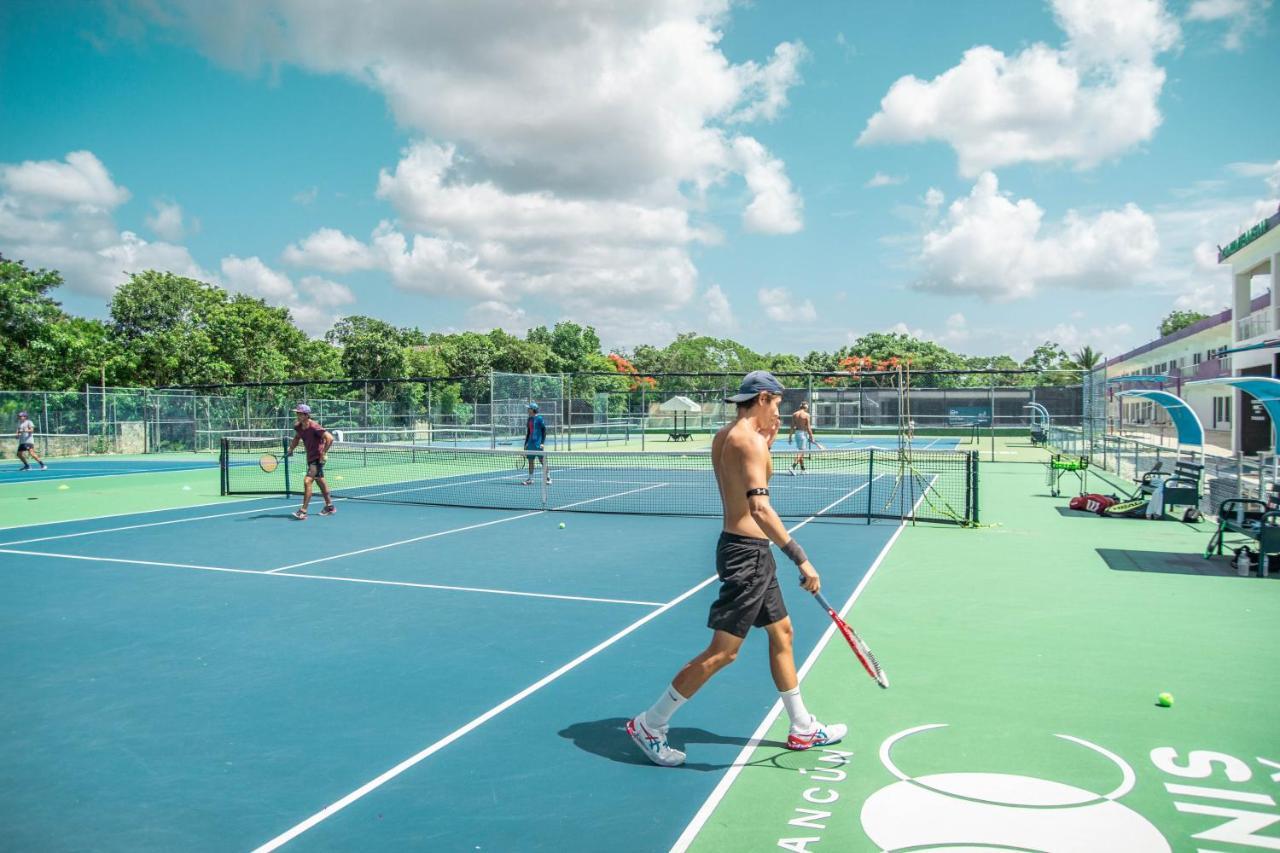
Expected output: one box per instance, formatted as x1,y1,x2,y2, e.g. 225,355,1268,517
286,404,336,520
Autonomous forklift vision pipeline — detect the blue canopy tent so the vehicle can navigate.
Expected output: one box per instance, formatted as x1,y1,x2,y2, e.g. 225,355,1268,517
1185,377,1280,455
1023,402,1050,445
1110,376,1178,434
1114,389,1205,464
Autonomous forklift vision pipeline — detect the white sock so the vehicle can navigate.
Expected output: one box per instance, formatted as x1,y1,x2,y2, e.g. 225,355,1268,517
781,687,814,731
644,684,687,729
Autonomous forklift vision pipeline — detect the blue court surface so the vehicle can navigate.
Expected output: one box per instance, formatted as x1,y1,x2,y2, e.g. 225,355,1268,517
0,494,898,851
0,456,221,482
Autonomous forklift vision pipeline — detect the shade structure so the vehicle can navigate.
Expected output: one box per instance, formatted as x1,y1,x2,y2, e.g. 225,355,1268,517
1185,377,1280,454
1115,389,1205,450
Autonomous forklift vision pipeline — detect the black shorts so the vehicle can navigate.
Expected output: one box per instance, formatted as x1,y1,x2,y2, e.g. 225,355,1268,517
306,460,325,479
18,442,34,452
707,532,787,638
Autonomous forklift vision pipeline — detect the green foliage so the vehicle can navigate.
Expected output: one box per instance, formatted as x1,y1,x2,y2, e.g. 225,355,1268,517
1159,310,1207,338
5,253,1095,405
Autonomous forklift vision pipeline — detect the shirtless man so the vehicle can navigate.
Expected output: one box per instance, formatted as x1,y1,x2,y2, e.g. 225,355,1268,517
788,401,813,475
626,371,846,767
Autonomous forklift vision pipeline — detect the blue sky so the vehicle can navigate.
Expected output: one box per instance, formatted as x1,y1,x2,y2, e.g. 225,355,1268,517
2,0,1277,359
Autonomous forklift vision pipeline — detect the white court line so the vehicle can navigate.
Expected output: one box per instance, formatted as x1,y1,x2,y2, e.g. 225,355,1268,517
0,494,266,533
0,548,660,607
670,482,927,852
0,503,294,548
247,488,847,853
268,483,669,573
266,511,544,573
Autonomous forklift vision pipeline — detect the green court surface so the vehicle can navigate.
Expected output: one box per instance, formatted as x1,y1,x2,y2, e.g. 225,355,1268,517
1,454,239,528
681,463,1280,852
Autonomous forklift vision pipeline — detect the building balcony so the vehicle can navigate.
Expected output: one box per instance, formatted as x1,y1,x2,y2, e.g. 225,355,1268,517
1236,310,1271,341
1189,357,1231,381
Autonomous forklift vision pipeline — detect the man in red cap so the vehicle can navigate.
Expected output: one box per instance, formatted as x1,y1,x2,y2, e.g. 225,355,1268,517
16,411,47,471
286,404,335,520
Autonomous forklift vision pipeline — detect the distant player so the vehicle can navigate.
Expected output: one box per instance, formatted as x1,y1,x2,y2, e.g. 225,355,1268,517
788,401,813,475
626,371,845,767
16,411,47,471
523,402,551,485
286,404,335,520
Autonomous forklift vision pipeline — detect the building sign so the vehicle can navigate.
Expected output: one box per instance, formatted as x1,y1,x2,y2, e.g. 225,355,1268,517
1219,204,1280,262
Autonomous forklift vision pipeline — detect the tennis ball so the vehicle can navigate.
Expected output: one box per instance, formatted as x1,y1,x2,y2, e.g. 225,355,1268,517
559,522,566,529
57,484,70,491
182,485,192,491
1157,692,1174,707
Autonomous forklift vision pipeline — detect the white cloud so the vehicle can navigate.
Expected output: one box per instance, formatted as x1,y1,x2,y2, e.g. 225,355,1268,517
123,0,807,342
727,41,808,124
145,199,189,241
293,186,318,205
1186,0,1271,50
0,150,131,210
220,256,354,335
1229,159,1280,196
758,287,816,322
866,172,906,188
703,284,734,330
858,0,1180,176
733,136,803,234
0,151,210,296
916,172,1159,300
283,227,378,272
466,300,528,332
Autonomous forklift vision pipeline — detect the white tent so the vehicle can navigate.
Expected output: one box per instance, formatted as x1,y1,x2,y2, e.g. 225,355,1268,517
657,395,702,413
658,395,701,434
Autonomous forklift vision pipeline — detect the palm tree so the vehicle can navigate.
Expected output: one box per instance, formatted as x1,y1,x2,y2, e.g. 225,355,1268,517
1072,345,1102,371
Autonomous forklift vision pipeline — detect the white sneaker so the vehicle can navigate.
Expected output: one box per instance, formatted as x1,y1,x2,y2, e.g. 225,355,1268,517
788,468,796,476
627,713,686,767
786,719,847,751
523,478,533,486
545,476,552,485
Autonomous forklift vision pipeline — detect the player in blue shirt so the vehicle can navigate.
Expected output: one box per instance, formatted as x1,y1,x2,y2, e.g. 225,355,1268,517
523,402,551,486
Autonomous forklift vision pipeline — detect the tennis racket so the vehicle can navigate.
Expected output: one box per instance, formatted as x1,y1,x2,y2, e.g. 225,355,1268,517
259,453,281,473
813,590,888,689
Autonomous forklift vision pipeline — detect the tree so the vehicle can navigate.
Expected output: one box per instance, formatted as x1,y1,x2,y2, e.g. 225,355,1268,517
1071,345,1103,371
526,322,603,374
0,258,77,388
109,271,230,387
1159,310,1207,338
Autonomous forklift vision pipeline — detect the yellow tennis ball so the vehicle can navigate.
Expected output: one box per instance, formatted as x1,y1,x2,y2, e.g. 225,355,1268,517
558,522,566,529
57,484,70,490
1157,692,1173,707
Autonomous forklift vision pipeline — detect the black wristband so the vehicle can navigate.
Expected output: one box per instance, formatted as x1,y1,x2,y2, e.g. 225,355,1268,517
781,539,807,566
746,487,769,497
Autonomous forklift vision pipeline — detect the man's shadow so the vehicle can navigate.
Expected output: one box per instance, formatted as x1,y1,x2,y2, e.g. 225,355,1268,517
559,717,793,772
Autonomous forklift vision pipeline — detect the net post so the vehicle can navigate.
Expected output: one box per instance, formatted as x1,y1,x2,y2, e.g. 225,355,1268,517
866,448,875,524
971,451,980,524
282,436,292,499
540,451,550,510
220,437,228,495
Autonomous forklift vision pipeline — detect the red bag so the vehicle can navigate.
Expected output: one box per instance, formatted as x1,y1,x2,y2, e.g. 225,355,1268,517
1068,493,1118,515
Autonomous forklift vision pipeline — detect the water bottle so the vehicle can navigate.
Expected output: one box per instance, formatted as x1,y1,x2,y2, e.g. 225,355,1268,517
1238,549,1252,577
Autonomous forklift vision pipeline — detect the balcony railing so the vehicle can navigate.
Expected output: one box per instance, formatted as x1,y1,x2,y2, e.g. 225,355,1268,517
1236,310,1271,341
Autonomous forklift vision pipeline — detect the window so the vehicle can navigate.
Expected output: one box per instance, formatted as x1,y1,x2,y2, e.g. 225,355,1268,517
1214,396,1233,427
1192,353,1202,366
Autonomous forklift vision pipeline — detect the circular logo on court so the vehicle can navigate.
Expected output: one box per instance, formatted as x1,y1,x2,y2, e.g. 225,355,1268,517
860,724,1170,851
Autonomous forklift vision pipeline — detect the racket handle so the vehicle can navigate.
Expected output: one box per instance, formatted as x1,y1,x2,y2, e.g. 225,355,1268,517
812,590,836,613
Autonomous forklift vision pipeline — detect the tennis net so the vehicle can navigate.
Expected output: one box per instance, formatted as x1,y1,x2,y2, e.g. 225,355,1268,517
222,437,979,524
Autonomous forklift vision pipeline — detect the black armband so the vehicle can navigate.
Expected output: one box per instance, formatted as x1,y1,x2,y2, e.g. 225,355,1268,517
780,539,808,566
746,487,769,498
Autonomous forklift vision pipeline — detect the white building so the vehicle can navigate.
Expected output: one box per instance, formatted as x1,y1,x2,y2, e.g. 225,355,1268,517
1105,204,1280,454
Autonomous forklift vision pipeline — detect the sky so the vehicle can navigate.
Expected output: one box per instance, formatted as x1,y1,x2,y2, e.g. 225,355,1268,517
1,0,1277,361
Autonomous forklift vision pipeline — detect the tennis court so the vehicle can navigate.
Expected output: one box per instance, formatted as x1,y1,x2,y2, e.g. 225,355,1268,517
5,437,1276,852
0,451,905,850
0,453,220,482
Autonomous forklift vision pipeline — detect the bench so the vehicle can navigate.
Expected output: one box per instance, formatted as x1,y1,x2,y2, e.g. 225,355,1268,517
1030,425,1047,446
667,431,693,442
1205,483,1280,577
1138,459,1203,517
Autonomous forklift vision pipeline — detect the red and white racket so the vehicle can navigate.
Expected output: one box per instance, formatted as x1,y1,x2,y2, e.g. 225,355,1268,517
813,590,888,689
